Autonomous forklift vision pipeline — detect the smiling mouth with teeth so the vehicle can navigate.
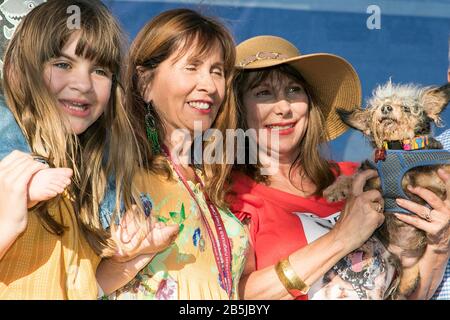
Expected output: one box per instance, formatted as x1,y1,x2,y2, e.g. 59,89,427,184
188,101,212,110
60,100,90,114
267,124,295,130
65,102,88,111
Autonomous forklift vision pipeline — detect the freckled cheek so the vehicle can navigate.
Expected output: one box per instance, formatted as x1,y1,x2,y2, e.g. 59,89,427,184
95,81,113,112
43,72,65,97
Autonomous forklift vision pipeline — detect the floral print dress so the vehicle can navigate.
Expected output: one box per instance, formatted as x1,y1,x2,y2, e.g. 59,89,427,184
107,167,249,300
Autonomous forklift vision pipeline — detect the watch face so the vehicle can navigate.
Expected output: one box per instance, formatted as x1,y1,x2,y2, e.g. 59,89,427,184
0,0,46,75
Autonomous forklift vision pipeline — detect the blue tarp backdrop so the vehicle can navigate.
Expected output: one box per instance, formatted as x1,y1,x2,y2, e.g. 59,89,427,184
1,0,448,162
105,0,450,162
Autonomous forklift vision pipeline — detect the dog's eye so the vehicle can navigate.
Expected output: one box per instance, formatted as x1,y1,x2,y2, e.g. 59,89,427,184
402,106,410,113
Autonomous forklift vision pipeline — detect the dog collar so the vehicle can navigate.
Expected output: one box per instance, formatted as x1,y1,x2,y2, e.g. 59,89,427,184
383,135,430,151
375,136,430,163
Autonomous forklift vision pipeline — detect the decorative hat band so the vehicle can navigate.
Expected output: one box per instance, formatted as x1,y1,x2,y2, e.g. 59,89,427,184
238,51,289,67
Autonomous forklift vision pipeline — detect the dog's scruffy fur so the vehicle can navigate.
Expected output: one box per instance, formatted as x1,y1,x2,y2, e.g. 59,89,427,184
324,80,450,299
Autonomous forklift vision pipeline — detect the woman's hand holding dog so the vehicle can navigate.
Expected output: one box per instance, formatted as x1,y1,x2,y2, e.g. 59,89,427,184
332,169,386,252
394,168,450,299
395,168,450,254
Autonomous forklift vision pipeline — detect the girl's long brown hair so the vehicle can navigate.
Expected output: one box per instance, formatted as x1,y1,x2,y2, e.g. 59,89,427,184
2,0,143,256
231,64,339,195
125,8,237,208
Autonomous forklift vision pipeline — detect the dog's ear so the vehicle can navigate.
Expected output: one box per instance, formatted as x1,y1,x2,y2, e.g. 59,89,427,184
421,83,450,123
337,107,371,135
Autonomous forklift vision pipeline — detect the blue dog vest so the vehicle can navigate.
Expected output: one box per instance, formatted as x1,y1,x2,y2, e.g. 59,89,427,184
374,149,450,214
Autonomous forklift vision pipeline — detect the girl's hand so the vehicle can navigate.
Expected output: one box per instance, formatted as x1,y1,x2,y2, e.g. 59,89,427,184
27,167,73,208
110,205,179,262
0,150,48,235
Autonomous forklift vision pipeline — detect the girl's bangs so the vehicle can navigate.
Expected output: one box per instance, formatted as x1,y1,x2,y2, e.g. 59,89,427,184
75,27,121,73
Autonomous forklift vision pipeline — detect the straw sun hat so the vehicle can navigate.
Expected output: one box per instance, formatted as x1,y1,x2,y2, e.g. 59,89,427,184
235,35,362,141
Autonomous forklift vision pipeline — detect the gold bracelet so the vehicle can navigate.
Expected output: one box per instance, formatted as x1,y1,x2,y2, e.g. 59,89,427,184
275,257,310,298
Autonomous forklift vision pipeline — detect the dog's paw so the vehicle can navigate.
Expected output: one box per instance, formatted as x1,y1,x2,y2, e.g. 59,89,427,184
323,187,349,202
323,176,353,202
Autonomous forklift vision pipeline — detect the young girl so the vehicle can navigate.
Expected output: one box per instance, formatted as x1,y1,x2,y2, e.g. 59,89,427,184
0,0,175,299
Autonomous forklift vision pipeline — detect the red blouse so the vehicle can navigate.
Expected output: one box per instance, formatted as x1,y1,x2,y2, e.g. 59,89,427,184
229,162,359,299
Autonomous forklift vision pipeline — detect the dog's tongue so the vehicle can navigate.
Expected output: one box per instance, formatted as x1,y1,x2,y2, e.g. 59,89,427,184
350,251,364,272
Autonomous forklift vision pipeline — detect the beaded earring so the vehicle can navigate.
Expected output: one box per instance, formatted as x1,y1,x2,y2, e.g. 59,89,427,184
145,101,160,154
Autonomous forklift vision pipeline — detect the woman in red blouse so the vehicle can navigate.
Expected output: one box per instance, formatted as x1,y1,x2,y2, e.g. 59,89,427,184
228,35,393,300
229,35,450,300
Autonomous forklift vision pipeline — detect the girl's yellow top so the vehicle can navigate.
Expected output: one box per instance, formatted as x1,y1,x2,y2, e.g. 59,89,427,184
0,196,100,299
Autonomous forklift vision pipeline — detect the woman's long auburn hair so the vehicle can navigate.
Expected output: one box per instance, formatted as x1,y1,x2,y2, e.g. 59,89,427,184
2,0,144,256
230,64,339,195
125,8,237,208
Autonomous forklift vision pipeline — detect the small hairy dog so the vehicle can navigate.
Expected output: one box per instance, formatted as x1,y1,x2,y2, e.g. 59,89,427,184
324,80,450,299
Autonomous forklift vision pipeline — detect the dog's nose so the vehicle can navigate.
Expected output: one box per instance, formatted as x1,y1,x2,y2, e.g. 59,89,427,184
381,105,393,114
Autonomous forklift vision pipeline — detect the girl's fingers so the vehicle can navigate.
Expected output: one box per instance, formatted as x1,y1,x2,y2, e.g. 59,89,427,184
44,168,73,182
1,155,38,179
127,228,144,251
153,221,165,229
165,224,179,239
44,190,58,198
48,179,71,189
47,183,66,194
0,150,32,170
120,205,139,227
119,205,140,243
59,168,74,178
8,160,48,192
